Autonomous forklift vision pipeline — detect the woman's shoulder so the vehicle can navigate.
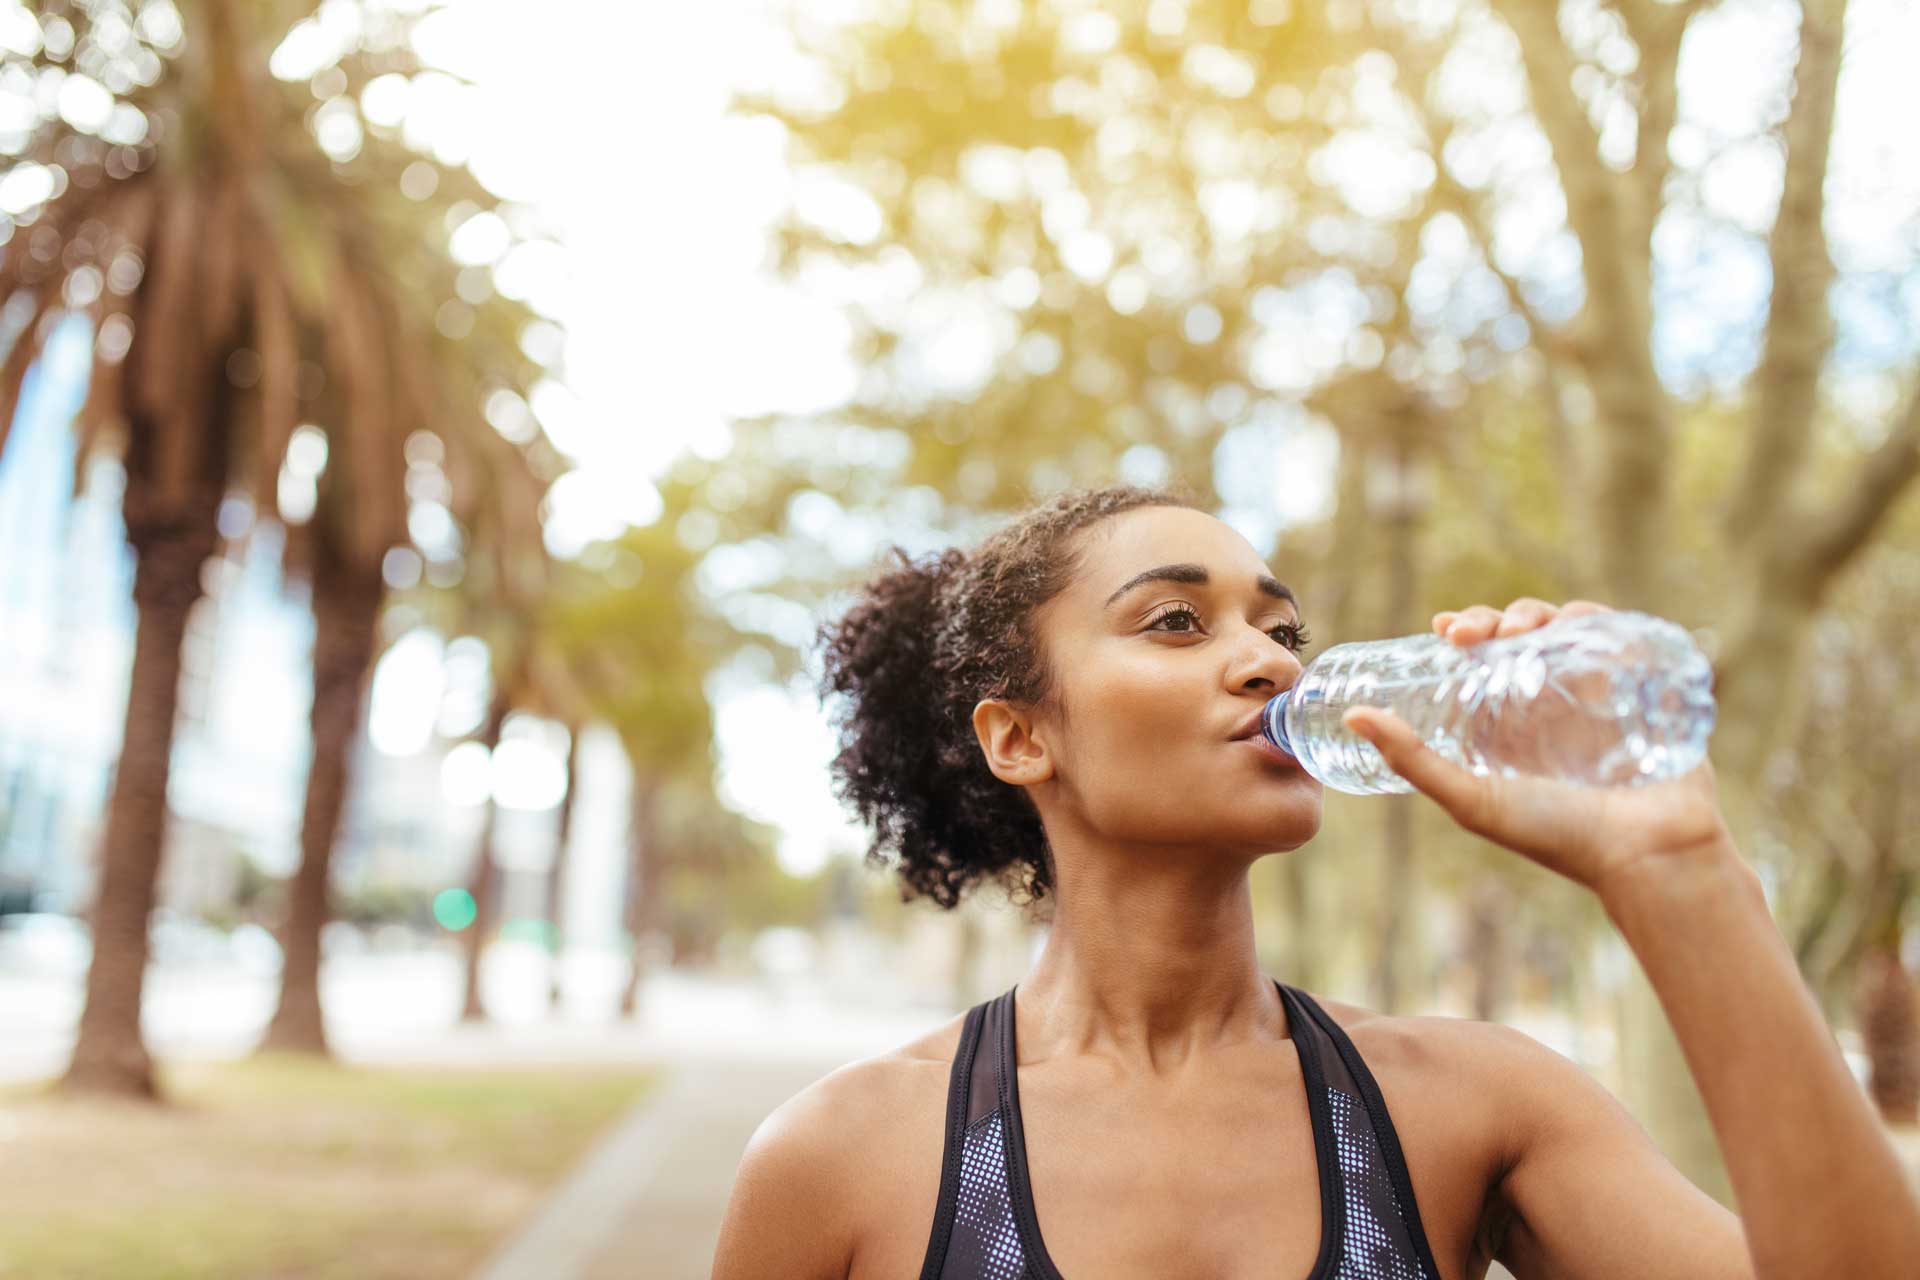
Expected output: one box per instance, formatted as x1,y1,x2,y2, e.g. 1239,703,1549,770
737,1007,969,1205
1299,986,1553,1076
1296,988,1576,1172
1296,989,1568,1269
722,1010,967,1273
755,1007,967,1143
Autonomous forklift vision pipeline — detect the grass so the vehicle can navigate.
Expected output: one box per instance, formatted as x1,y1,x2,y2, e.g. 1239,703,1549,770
0,1053,661,1280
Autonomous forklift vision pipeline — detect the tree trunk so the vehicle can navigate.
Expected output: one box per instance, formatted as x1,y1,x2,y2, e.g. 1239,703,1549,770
1375,798,1414,1013
1371,438,1423,1014
1581,522,1743,1205
1853,853,1918,1126
61,517,215,1099
260,568,382,1056
1617,961,1734,1203
1275,854,1322,994
1464,878,1513,1023
546,724,582,1011
1857,943,1920,1125
619,774,663,1019
460,694,510,1023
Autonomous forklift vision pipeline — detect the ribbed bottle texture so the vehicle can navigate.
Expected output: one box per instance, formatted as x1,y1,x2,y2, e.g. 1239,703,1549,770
1260,611,1717,796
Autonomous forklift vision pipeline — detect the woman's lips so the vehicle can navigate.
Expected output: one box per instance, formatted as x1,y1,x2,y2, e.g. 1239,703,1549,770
1240,733,1305,770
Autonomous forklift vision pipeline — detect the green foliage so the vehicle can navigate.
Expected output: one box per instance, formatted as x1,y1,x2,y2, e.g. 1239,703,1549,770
663,855,832,963
636,772,791,955
195,852,286,930
332,880,438,930
733,1,1459,522
543,484,730,781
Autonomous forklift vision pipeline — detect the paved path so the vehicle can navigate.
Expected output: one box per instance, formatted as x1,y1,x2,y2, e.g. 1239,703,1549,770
473,1051,838,1280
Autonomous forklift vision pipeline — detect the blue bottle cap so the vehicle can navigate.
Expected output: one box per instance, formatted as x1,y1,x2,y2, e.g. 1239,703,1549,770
1262,690,1295,757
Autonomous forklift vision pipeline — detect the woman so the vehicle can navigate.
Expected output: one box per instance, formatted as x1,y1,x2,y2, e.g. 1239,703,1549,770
711,485,1917,1279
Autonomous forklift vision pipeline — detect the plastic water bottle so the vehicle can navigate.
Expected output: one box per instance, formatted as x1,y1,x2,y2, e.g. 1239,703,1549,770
1257,610,1716,795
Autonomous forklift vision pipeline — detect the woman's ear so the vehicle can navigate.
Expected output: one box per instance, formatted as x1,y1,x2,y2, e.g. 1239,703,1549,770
972,698,1054,787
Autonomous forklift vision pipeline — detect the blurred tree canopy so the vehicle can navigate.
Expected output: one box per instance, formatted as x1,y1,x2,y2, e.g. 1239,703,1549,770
720,0,1920,1197
737,0,1919,781
540,474,816,1009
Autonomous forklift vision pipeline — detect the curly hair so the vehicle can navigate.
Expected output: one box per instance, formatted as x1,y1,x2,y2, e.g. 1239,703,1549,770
815,483,1205,912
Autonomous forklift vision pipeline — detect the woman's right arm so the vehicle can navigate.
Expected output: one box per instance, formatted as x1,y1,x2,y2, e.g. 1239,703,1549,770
711,1076,858,1279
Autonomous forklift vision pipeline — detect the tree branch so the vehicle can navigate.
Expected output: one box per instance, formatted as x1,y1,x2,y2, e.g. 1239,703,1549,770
1423,179,1591,586
1490,0,1674,607
1791,383,1920,592
1616,0,1708,263
1722,0,1850,547
1435,399,1581,591
1430,157,1592,391
1491,0,1645,317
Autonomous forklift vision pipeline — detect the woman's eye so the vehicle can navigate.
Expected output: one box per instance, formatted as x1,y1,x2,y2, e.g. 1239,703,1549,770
1147,607,1311,653
1271,623,1314,653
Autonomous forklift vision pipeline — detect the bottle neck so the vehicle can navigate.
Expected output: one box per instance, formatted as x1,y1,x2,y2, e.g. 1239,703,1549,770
1262,690,1294,757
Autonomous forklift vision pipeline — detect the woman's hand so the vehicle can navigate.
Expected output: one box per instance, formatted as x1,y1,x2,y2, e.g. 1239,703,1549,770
1339,597,1739,901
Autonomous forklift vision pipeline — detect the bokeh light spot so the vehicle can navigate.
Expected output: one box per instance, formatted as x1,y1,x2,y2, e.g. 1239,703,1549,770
433,889,477,931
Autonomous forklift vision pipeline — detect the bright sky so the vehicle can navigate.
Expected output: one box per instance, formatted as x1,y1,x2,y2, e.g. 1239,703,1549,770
386,0,875,875
401,0,859,546
349,0,1916,878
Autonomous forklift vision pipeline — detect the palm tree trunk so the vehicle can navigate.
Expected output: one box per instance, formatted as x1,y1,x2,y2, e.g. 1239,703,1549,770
261,568,382,1056
61,518,214,1098
460,693,510,1023
618,773,662,1019
546,724,582,1011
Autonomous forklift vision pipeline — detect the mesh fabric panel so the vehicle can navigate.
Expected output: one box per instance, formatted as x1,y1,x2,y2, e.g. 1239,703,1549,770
947,1109,1032,1279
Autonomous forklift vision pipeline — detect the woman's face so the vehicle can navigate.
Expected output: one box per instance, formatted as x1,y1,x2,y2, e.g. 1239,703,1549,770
1004,505,1324,861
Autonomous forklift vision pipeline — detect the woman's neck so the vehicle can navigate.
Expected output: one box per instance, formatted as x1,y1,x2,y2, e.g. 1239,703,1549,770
1015,851,1289,1078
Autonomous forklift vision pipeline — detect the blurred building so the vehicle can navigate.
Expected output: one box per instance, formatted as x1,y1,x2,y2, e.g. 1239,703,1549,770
0,324,134,915
0,323,581,927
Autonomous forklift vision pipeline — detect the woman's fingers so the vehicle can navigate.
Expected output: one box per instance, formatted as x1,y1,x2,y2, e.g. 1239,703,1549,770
1492,597,1558,638
1441,604,1504,644
1433,597,1613,646
1342,706,1493,830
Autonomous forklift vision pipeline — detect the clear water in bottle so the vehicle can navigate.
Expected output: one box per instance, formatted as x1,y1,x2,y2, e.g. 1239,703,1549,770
1258,610,1717,796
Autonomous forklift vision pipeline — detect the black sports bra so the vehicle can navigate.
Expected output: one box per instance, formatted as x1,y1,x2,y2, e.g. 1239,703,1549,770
918,979,1445,1279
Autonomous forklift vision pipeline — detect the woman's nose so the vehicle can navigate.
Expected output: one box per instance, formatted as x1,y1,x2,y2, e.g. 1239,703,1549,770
1230,629,1302,690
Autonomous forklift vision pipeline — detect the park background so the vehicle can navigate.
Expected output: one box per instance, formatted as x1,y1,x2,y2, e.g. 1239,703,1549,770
1,0,1918,1276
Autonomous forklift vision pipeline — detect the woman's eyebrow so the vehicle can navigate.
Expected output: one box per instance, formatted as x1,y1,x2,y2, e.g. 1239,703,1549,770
1102,564,1297,611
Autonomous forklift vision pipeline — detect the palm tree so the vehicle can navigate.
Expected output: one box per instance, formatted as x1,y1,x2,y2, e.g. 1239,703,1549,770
0,2,555,1093
400,497,563,1025
543,480,789,1016
252,99,557,1054
261,262,555,1057
545,716,584,1011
